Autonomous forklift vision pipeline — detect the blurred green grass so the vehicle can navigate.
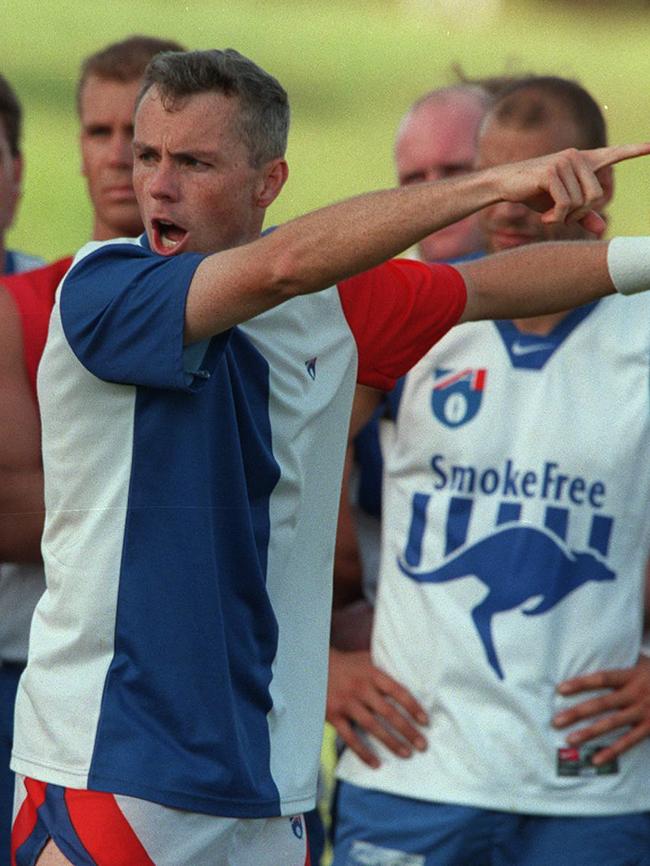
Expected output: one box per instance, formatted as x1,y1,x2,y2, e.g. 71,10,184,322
4,0,650,261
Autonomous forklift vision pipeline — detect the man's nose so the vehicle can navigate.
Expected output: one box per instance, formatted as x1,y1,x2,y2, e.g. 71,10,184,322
488,199,530,224
108,132,133,168
149,162,180,201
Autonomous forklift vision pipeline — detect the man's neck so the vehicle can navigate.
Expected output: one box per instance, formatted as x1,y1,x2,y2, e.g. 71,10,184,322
511,311,571,337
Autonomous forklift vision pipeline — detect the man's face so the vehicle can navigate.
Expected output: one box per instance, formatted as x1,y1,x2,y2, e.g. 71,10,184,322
79,75,143,240
0,119,22,240
395,95,486,263
133,87,277,256
478,115,597,253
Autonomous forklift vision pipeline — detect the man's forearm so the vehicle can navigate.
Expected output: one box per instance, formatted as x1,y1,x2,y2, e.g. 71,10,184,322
459,240,612,322
185,169,498,343
185,144,649,343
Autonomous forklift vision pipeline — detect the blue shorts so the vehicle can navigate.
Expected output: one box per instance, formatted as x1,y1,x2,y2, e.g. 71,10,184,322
332,781,650,866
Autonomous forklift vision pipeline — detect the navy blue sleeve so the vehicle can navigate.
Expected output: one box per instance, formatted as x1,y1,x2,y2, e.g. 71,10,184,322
60,242,229,391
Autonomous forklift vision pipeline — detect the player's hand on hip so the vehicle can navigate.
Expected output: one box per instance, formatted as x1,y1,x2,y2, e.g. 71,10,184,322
494,141,650,235
326,648,429,768
552,653,650,765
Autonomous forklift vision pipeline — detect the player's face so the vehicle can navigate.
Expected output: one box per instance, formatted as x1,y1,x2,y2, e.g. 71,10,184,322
133,87,282,256
395,96,485,263
478,116,597,252
0,119,22,241
80,75,143,240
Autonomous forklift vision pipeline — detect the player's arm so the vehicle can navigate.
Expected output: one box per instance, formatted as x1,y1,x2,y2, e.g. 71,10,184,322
0,288,45,562
184,143,650,342
332,386,383,611
551,556,650,764
457,239,611,323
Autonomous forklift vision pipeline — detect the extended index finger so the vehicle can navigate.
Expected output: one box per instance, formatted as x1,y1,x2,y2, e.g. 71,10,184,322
587,141,650,171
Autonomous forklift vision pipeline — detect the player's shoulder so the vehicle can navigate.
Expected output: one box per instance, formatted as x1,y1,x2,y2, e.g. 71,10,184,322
69,235,148,270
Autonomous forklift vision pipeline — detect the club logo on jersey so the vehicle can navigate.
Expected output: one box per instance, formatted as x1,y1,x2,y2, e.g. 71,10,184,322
290,815,304,839
398,509,616,680
432,368,486,428
305,357,317,380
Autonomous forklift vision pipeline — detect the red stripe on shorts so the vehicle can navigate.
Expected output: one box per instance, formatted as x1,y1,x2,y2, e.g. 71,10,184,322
11,779,47,866
64,789,155,866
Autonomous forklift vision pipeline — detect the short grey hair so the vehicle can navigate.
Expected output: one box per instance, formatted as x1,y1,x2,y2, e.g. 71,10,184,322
138,48,290,167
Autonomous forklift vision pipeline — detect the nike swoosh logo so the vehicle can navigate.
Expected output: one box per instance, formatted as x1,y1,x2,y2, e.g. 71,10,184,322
511,341,555,356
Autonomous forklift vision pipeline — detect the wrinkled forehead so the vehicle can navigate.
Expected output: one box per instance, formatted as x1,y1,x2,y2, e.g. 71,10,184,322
134,85,246,151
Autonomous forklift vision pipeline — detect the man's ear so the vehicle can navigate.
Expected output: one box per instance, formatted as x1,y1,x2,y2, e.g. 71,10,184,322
255,158,288,209
12,152,23,189
8,153,23,221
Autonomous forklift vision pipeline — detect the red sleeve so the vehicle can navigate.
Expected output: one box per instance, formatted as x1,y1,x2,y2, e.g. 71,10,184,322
337,258,466,390
3,256,73,398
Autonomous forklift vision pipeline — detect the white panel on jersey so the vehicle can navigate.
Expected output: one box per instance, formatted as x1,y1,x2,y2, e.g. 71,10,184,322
11,267,136,787
241,287,357,812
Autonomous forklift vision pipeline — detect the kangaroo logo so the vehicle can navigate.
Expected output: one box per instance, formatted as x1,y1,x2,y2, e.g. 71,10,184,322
399,524,615,679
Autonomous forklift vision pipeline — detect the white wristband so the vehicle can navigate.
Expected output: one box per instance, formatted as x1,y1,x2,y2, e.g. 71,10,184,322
607,236,650,296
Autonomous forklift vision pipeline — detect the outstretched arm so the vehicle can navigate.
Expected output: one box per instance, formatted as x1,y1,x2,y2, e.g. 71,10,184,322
458,239,609,323
185,143,650,342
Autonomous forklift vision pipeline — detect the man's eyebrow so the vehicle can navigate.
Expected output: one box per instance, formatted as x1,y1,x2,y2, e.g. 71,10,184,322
132,141,219,160
171,147,220,160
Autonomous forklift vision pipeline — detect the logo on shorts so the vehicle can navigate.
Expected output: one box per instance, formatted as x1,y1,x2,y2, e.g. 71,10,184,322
432,367,486,428
290,815,304,839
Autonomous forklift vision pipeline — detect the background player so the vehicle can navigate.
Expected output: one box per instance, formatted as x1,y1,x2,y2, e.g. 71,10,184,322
0,36,182,866
0,74,43,277
9,48,650,866
331,76,650,866
328,79,502,781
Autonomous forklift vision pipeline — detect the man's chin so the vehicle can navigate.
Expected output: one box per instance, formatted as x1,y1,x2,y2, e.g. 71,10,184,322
97,204,144,240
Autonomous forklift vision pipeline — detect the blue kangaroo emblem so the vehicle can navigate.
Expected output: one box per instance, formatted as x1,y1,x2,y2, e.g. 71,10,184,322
398,525,615,679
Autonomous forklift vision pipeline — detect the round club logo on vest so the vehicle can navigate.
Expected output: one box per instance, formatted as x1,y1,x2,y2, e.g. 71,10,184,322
432,367,487,428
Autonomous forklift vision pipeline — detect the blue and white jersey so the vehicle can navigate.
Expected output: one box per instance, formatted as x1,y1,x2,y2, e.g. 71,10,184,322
338,293,650,815
11,236,465,818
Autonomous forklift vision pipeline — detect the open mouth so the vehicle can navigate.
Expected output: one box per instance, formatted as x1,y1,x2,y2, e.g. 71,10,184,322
151,219,189,255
